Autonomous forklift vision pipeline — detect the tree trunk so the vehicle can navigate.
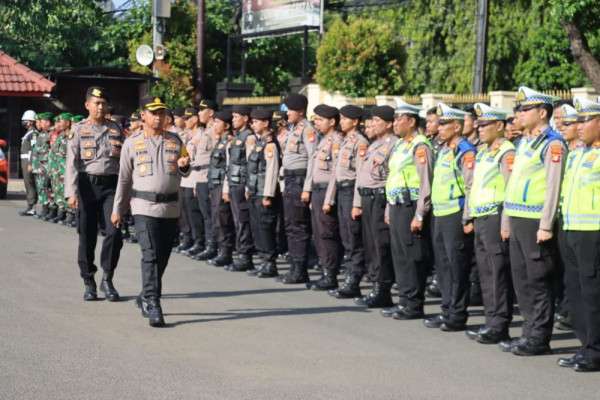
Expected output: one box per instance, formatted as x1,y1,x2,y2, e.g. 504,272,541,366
564,21,600,93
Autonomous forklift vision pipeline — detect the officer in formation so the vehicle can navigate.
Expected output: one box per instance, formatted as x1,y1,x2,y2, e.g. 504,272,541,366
47,113,71,223
31,112,53,218
19,110,38,216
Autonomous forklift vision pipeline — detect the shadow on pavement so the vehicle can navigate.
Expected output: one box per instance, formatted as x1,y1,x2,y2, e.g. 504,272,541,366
162,287,307,299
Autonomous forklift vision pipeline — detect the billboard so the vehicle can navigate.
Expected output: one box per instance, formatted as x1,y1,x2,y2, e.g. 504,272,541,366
242,0,322,37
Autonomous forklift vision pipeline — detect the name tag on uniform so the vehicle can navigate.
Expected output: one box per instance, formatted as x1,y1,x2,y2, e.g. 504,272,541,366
135,140,146,151
165,140,178,150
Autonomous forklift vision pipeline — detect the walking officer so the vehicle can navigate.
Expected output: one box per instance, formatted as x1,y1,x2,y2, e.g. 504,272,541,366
111,96,191,327
354,105,398,308
246,108,281,278
556,97,600,372
65,87,124,301
279,94,317,284
464,103,515,344
423,103,476,331
326,105,368,299
308,104,343,290
223,105,256,271
382,100,434,320
500,86,566,356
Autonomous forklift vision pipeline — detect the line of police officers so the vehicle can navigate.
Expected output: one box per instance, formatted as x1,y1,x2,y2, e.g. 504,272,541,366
44,84,600,372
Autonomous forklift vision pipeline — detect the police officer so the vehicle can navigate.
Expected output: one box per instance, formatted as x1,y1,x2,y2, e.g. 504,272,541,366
464,103,515,344
246,108,281,278
279,94,317,284
307,104,343,290
556,97,600,372
222,105,256,271
111,96,190,327
207,111,236,267
326,105,368,298
66,87,124,301
382,101,433,319
500,86,566,356
423,103,476,331
19,110,38,216
354,105,398,308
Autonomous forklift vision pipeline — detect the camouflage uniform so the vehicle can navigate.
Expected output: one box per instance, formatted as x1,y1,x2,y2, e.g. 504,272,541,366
31,130,51,208
49,132,68,211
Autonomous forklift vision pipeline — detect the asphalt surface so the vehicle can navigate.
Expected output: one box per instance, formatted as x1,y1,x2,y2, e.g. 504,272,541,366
1,194,598,400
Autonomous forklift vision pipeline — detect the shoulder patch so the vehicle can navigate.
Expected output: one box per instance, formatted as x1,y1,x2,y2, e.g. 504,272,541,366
550,143,563,163
505,153,515,171
463,151,475,169
265,142,275,158
415,146,427,164
358,143,368,158
307,129,316,143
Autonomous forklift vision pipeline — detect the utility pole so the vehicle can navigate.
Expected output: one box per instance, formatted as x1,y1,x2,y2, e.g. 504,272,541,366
196,0,206,98
473,0,488,94
152,0,170,77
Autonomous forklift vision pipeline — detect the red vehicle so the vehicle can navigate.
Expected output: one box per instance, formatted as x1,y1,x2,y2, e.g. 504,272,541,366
0,139,7,199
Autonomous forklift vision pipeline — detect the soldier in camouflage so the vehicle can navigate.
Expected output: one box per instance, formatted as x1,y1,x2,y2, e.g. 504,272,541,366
31,112,53,219
48,113,71,223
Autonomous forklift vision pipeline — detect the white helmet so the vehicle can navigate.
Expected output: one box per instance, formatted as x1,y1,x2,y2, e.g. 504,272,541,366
21,110,37,121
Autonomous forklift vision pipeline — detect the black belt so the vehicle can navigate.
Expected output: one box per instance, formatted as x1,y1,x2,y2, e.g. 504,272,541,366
283,169,307,177
358,187,385,196
131,189,178,203
336,179,355,189
312,182,328,190
192,164,209,171
82,173,118,186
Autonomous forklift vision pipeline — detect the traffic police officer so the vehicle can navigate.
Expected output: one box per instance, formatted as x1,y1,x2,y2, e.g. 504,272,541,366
354,105,398,308
500,86,566,356
111,96,190,327
66,87,124,301
556,97,600,372
279,94,317,284
424,103,476,331
326,105,368,299
382,100,434,319
465,103,515,344
19,110,38,216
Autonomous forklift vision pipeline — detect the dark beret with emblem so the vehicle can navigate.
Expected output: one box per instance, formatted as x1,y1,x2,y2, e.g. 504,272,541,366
370,105,395,122
198,99,218,111
184,107,198,117
284,93,308,111
313,104,339,119
340,105,363,120
141,96,168,111
172,108,185,117
231,105,251,116
251,108,273,121
214,110,232,124
86,86,108,101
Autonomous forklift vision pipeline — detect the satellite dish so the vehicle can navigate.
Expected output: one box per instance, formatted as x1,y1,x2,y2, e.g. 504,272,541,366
136,45,154,67
155,44,166,61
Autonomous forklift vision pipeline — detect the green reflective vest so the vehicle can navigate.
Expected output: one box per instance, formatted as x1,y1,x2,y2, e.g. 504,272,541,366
432,139,474,217
561,146,600,231
504,131,563,219
470,140,515,217
385,134,431,204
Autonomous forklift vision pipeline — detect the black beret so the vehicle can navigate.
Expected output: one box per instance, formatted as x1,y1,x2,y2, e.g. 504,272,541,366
86,86,108,100
198,99,218,111
370,105,395,122
214,110,232,123
340,105,363,120
313,104,339,119
284,93,308,111
184,107,199,117
231,105,251,116
251,108,273,120
173,108,185,117
362,109,373,120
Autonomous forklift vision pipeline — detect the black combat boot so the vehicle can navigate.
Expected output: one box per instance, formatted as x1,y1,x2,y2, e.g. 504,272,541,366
174,236,194,254
279,260,309,284
257,260,278,278
83,277,98,301
100,272,120,302
354,282,393,308
182,240,205,257
193,242,218,261
310,269,338,291
43,206,57,221
210,250,233,267
229,253,254,272
62,210,74,226
52,209,66,223
143,297,165,327
329,274,362,299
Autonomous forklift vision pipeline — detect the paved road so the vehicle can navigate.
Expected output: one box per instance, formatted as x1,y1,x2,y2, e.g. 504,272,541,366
0,195,597,400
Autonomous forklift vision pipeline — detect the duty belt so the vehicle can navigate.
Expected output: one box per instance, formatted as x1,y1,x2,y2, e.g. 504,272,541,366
283,169,307,177
81,173,118,186
358,187,385,197
131,189,178,203
191,164,209,171
336,179,355,189
311,182,328,190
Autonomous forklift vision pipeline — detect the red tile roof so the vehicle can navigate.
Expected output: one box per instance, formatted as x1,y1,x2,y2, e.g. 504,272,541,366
0,50,55,95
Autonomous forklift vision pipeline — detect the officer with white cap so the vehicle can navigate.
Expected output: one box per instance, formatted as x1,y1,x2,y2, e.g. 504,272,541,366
19,110,38,215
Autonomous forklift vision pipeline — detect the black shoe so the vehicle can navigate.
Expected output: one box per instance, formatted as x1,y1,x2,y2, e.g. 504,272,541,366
392,308,424,320
310,271,338,291
329,275,362,299
63,212,74,226
229,255,254,272
83,279,97,301
182,242,205,257
574,360,600,372
465,326,484,341
174,240,194,254
100,274,120,302
440,320,466,332
498,337,527,353
247,263,265,276
477,329,510,345
257,262,278,278
279,272,310,284
423,314,445,329
557,353,583,368
425,275,442,298
211,252,233,267
146,298,165,327
52,210,66,223
354,283,393,308
511,338,552,356
43,208,57,221
194,246,218,261
381,305,403,318
137,295,149,317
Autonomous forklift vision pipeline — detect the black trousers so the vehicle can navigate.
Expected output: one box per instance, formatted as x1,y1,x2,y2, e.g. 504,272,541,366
361,192,393,284
433,212,474,324
196,182,214,245
555,227,569,317
311,187,342,272
337,186,365,278
474,214,513,332
249,194,280,261
509,217,555,342
177,186,190,240
560,230,600,363
210,184,235,253
76,173,123,281
134,215,178,299
229,184,254,255
22,162,37,207
283,175,311,269
182,186,204,245
390,203,431,313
